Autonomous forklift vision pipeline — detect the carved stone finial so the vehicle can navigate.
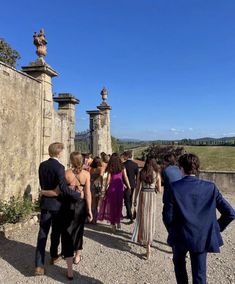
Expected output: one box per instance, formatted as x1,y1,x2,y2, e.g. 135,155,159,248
33,29,47,58
100,87,108,103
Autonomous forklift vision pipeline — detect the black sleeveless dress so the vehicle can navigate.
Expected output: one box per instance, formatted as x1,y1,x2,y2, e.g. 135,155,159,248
61,181,87,258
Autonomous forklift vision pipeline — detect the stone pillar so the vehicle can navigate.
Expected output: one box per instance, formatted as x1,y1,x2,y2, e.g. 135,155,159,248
87,87,112,157
22,58,58,161
86,110,102,156
53,93,79,165
97,104,112,155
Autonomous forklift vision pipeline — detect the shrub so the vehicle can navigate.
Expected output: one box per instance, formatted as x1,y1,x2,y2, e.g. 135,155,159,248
0,196,38,224
141,144,186,165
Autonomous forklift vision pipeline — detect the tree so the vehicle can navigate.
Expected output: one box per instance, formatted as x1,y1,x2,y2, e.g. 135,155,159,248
111,136,119,153
141,144,185,165
0,38,21,67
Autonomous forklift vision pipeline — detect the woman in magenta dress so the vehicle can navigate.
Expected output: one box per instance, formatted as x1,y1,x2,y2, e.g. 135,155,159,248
98,153,131,232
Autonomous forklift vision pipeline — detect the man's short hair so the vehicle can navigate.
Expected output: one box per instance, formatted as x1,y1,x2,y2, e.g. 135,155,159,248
163,153,177,165
48,142,64,157
123,150,132,159
178,153,200,175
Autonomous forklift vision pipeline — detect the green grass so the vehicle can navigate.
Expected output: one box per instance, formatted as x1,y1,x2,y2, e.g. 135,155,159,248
184,146,235,171
133,145,235,171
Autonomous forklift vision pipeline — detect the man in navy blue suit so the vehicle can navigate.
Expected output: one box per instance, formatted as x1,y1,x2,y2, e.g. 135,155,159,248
35,142,82,276
163,153,235,284
162,153,183,204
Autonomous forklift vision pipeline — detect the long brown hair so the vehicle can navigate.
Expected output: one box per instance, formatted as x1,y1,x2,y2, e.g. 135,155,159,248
140,156,159,184
90,156,102,168
106,153,124,174
70,152,83,174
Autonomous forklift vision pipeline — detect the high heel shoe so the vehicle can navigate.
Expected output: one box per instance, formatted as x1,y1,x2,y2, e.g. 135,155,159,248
73,254,82,265
111,224,116,233
146,245,151,260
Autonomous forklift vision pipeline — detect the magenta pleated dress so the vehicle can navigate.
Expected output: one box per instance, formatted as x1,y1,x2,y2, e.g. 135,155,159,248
97,172,124,225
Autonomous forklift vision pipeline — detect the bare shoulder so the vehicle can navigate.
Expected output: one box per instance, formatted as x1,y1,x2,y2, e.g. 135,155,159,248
80,169,90,181
65,168,74,183
65,168,73,176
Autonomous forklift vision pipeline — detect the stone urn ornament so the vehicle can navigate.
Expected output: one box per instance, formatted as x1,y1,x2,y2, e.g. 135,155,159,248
33,29,47,58
101,87,108,103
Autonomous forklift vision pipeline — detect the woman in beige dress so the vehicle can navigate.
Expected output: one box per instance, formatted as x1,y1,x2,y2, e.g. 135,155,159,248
132,156,161,259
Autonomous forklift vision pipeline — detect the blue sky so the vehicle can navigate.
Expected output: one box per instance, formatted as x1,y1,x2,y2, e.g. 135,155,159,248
1,0,235,140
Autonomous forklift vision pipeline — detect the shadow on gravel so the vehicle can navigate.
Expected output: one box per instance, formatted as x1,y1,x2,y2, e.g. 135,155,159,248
84,228,145,259
152,240,173,254
0,233,103,283
46,266,104,283
86,223,132,239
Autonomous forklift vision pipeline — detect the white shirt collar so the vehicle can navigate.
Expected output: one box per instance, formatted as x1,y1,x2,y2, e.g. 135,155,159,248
51,157,60,162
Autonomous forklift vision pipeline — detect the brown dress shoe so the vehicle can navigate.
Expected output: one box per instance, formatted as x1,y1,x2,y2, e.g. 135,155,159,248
35,267,45,276
50,255,62,265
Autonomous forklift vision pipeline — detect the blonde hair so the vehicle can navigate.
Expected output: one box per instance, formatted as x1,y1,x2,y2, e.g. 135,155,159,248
70,152,83,174
48,142,64,157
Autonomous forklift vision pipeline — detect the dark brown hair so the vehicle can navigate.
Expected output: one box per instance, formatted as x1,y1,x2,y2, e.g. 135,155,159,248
163,153,177,165
140,156,159,184
178,153,200,175
123,150,133,159
106,153,124,174
90,156,102,168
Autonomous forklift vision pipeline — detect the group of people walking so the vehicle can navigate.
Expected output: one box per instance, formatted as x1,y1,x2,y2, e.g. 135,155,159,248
35,142,235,283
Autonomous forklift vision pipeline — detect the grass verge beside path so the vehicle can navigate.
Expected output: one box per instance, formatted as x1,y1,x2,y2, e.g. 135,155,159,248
133,145,235,171
183,146,235,171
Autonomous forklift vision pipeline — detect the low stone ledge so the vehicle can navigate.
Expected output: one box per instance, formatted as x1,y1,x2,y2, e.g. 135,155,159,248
0,213,39,238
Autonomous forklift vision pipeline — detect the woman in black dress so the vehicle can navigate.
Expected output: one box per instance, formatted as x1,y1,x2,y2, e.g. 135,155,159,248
41,152,92,280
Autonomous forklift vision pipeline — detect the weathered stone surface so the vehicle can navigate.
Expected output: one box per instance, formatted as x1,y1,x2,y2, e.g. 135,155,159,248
87,88,112,156
0,61,78,201
0,63,41,201
199,171,235,193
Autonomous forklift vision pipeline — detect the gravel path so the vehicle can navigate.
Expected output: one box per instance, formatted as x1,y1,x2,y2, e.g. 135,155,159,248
0,193,234,284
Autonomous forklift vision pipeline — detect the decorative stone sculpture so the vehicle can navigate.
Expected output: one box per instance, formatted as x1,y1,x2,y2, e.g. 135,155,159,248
33,29,47,58
101,87,108,103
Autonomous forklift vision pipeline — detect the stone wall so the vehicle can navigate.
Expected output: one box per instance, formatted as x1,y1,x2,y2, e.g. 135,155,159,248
199,171,235,193
0,62,42,200
0,61,78,201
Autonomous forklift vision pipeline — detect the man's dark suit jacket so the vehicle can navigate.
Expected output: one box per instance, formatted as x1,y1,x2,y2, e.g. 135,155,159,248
39,158,81,211
124,159,139,189
163,176,235,253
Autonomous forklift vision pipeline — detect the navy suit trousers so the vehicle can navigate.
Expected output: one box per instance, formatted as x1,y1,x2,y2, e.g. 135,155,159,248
35,209,61,267
173,246,207,284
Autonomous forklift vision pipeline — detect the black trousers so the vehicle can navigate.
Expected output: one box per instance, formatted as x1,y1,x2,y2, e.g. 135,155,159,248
124,187,134,220
35,209,61,267
172,246,207,284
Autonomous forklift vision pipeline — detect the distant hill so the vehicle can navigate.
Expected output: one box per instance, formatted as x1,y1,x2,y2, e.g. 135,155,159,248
118,136,235,143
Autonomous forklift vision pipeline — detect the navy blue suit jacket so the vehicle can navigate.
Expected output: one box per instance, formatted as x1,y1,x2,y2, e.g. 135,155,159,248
162,165,183,204
39,158,81,211
163,176,235,253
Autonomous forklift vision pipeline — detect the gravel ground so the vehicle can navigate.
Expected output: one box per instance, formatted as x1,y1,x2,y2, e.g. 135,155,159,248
0,193,234,284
